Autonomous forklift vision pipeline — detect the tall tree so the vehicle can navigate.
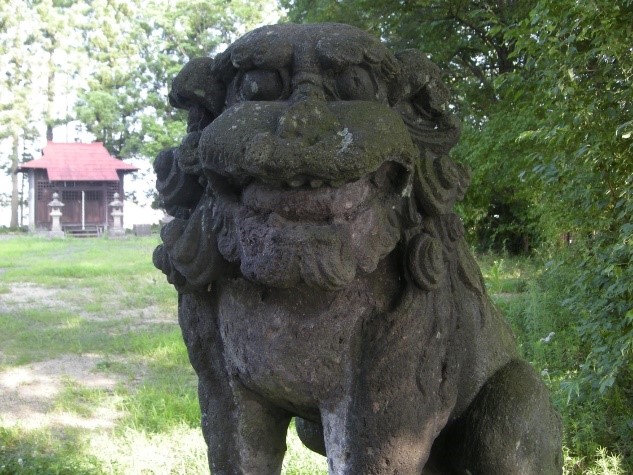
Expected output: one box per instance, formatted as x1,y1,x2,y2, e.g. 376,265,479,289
75,0,270,159
73,0,148,157
33,0,85,141
1,0,83,228
0,1,46,228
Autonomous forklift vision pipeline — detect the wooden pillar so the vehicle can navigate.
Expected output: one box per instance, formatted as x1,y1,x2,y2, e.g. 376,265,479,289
103,182,109,231
28,171,35,232
81,190,85,230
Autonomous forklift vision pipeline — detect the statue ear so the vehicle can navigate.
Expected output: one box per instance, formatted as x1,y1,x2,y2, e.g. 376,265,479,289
392,50,468,217
393,50,460,157
395,50,446,105
169,57,226,120
153,147,204,217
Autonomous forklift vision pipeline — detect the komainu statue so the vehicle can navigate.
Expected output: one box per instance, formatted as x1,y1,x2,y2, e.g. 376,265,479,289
153,23,562,474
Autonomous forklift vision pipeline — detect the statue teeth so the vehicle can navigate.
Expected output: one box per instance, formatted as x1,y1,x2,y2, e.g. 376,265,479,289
288,178,305,188
310,179,324,188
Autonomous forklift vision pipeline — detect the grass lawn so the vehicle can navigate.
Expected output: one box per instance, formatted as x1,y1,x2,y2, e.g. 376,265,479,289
0,235,326,475
0,236,627,474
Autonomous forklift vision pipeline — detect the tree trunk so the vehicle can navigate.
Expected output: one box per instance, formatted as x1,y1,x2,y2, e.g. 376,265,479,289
46,50,55,142
10,131,19,229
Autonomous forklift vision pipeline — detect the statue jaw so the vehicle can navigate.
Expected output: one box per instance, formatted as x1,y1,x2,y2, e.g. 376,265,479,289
154,154,413,292
208,161,410,291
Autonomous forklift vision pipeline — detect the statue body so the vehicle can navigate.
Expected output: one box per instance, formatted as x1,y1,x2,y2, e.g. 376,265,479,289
154,23,562,474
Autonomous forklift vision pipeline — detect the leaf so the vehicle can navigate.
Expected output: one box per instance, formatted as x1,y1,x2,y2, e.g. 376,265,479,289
625,309,633,325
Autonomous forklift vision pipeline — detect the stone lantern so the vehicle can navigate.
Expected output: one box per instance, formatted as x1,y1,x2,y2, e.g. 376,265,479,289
109,192,125,236
48,192,65,238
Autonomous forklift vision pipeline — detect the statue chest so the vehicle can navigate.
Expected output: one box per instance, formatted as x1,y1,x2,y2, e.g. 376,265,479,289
215,278,376,413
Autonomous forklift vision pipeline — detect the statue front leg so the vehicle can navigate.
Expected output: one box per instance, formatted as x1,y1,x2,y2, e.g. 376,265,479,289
179,293,291,474
320,394,446,475
200,378,291,475
319,341,456,475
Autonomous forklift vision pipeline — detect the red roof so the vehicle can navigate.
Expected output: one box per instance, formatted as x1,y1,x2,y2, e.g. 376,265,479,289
19,142,138,181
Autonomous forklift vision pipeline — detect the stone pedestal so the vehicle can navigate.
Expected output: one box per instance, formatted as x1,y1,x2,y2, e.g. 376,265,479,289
109,193,125,237
48,192,65,238
133,224,152,236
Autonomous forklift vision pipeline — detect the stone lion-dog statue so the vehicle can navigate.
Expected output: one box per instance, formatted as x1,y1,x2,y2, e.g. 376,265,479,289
153,23,562,475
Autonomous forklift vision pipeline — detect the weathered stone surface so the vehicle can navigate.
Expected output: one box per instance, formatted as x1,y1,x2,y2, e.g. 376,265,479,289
153,23,563,474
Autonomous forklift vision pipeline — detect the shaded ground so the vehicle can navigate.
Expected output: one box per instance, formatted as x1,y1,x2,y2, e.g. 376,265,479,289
0,236,220,474
0,236,331,475
0,354,120,430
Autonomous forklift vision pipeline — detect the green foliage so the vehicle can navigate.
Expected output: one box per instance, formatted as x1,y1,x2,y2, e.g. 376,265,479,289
486,253,633,473
498,1,633,432
564,238,633,395
74,0,271,158
506,0,633,238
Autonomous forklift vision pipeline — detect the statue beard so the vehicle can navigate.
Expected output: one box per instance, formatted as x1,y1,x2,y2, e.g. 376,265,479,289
211,190,403,291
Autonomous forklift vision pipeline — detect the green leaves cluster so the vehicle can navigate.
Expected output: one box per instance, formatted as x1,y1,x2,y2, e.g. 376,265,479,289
508,0,632,233
504,0,632,397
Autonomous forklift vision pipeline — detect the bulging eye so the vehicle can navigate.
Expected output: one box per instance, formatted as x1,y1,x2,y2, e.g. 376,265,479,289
335,66,377,101
239,69,284,101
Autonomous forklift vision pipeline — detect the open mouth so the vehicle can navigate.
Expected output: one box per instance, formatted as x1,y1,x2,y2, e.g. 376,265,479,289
228,161,410,222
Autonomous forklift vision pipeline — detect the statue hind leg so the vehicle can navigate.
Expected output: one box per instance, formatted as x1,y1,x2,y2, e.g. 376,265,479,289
434,359,563,474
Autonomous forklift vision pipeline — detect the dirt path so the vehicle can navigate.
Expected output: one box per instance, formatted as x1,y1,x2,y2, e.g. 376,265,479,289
0,353,121,430
0,283,150,432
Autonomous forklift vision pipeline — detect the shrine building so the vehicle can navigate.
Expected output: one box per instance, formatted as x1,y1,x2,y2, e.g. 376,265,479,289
18,142,138,234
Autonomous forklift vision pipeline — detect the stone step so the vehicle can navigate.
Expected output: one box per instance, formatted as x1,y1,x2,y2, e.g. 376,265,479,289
63,225,103,238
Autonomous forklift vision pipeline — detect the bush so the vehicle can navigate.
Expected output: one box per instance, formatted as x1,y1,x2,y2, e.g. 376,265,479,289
492,250,633,473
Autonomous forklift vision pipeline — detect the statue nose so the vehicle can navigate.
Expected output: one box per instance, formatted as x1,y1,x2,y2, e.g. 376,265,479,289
276,75,340,144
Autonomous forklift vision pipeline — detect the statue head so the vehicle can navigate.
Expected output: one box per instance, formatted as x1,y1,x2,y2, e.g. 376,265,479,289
154,23,470,292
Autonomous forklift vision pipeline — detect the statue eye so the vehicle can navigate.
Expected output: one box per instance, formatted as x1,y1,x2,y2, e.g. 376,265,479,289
239,70,284,101
335,66,377,101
